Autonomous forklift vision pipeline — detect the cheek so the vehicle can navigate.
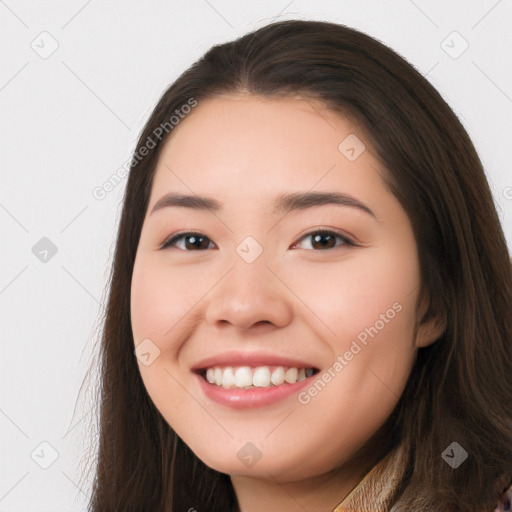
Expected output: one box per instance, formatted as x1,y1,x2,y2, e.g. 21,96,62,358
130,259,200,420
285,247,419,347
283,247,419,414
130,257,197,346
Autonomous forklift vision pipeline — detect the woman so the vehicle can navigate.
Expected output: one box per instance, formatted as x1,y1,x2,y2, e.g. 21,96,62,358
85,19,512,511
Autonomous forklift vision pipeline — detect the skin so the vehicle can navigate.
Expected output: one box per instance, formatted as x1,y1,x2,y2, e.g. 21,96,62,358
130,93,445,511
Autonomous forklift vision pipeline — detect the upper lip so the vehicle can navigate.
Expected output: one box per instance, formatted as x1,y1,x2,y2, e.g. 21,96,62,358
191,350,319,372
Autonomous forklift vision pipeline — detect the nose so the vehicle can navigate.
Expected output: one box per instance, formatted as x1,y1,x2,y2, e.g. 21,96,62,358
204,256,293,333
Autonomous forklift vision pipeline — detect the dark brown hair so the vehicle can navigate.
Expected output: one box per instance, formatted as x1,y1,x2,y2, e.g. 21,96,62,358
82,19,512,511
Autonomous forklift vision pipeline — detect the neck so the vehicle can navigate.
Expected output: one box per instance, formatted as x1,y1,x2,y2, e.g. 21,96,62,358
231,460,364,512
231,422,398,512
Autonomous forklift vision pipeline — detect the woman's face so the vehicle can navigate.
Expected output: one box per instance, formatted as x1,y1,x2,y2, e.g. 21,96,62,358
130,94,440,482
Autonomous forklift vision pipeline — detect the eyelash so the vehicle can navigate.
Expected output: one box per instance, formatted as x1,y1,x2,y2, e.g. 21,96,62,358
159,229,356,251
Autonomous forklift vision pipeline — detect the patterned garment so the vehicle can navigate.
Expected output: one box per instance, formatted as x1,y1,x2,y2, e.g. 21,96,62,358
495,484,512,512
333,443,512,512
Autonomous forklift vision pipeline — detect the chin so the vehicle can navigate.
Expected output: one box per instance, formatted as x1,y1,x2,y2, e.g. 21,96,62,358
188,439,333,483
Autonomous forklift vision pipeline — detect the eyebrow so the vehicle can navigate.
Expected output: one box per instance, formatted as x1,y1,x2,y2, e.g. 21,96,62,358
149,191,376,218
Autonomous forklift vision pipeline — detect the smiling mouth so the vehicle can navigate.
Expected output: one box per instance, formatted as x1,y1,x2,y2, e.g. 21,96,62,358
196,365,320,390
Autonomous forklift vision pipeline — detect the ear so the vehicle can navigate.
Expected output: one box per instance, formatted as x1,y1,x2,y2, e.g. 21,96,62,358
414,291,446,348
415,313,446,348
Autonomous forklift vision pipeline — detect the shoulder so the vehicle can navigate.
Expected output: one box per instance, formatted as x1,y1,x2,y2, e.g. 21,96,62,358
494,482,512,512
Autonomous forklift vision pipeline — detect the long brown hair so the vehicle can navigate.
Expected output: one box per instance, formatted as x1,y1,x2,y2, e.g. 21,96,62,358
82,19,512,511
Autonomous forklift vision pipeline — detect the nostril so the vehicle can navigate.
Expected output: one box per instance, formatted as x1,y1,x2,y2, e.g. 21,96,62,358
253,320,272,328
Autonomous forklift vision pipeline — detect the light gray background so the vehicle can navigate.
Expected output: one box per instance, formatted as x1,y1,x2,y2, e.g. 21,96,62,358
1,1,511,510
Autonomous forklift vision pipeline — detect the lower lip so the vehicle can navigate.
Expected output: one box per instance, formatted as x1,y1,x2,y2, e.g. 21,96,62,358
194,372,314,409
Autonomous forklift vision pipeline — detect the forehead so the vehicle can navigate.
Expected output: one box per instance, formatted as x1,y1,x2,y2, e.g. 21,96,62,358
160,93,365,157
149,94,386,209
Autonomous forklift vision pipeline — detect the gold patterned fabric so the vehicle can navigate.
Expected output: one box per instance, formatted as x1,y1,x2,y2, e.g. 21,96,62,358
333,443,408,512
332,443,512,512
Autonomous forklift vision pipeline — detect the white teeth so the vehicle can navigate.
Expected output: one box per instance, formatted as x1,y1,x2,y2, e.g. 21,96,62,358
202,365,316,389
222,367,236,389
235,367,253,387
252,367,271,387
284,367,298,383
271,366,285,385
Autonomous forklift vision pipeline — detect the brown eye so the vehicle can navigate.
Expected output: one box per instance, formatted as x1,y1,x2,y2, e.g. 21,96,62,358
161,232,215,251
292,230,355,250
160,229,355,251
